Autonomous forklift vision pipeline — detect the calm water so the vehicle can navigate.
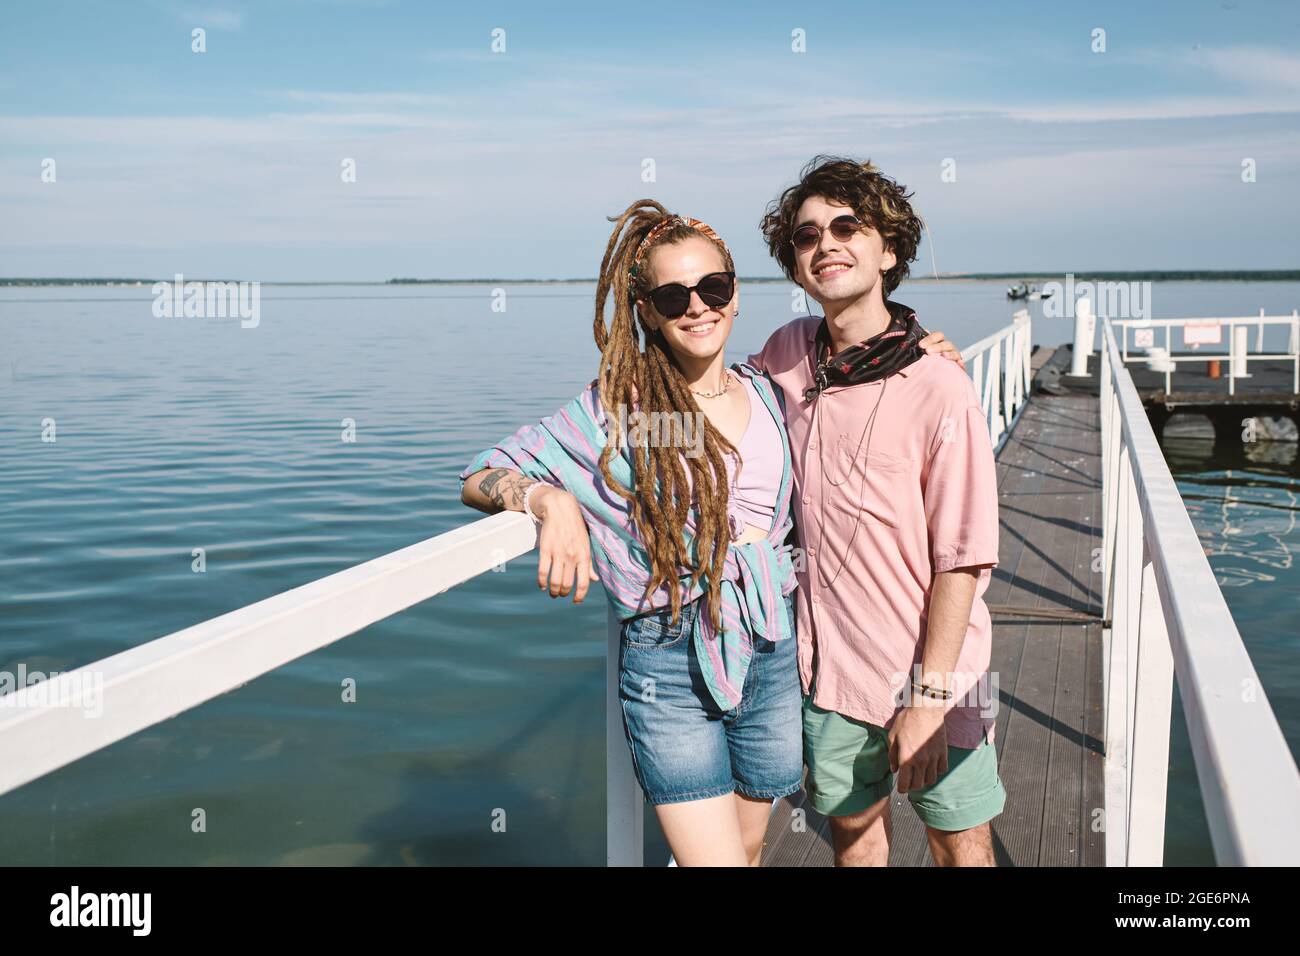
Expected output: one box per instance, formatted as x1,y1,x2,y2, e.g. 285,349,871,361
0,279,1296,865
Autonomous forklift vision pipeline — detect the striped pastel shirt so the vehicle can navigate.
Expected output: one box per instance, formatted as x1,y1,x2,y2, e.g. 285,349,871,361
458,364,798,712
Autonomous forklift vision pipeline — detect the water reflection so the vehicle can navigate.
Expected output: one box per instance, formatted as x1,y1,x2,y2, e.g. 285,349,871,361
1164,423,1298,590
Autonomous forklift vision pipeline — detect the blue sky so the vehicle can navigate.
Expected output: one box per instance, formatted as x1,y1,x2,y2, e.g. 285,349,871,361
2,0,1298,279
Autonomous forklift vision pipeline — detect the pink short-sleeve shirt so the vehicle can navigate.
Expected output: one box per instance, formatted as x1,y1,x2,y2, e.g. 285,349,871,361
749,316,1000,748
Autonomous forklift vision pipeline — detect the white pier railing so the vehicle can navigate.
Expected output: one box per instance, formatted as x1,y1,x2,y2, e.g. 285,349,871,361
1107,312,1300,396
0,512,539,798
960,308,1032,452
1098,315,1300,865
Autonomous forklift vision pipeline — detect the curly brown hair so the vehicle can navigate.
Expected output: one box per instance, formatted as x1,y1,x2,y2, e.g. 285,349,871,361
593,199,738,630
760,155,923,297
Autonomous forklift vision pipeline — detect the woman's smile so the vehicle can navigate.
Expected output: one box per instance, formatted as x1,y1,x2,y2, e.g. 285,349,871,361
679,318,721,337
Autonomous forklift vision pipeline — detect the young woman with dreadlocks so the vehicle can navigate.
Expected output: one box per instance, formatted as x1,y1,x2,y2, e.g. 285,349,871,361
460,200,959,866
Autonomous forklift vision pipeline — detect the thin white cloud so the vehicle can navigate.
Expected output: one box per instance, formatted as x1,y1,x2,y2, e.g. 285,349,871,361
1203,47,1300,92
178,6,244,30
421,50,503,64
1001,97,1300,123
276,90,458,108
1106,44,1300,97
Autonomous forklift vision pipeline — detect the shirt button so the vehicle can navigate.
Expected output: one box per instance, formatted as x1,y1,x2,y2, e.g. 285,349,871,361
813,594,821,603
808,442,818,450
808,548,815,556
802,496,810,505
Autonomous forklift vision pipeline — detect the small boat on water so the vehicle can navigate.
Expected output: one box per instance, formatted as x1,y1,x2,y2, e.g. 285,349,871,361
1007,282,1054,300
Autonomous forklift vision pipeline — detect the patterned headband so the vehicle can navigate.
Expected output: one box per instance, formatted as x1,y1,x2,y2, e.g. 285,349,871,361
629,215,730,281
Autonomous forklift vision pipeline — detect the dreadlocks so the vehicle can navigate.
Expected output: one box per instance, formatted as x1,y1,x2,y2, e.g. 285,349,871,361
592,200,737,630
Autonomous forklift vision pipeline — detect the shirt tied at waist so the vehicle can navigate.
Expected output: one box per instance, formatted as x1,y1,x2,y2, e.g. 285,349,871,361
689,537,797,713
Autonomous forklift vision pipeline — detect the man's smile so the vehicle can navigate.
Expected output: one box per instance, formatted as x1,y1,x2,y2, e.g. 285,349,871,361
813,260,854,278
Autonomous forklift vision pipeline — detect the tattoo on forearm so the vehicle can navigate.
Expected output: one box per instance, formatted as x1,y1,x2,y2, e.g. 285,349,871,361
479,469,510,509
478,468,536,512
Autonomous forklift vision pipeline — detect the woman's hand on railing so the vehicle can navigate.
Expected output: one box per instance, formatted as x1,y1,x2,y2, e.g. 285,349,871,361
462,468,598,603
920,330,966,370
530,485,600,603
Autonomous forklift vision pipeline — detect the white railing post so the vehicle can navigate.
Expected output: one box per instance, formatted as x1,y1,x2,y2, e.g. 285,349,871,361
1100,345,1119,623
1126,538,1176,866
988,341,1004,447
1003,332,1014,423
1020,313,1032,399
1170,323,1180,395
1070,297,1094,376
1228,322,1235,396
605,608,644,866
1123,461,1142,836
1104,442,1133,866
1006,310,1029,418
1231,324,1250,380
1293,310,1299,394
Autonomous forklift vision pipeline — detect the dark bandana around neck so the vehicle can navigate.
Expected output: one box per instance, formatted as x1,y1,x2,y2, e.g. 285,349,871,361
803,301,928,402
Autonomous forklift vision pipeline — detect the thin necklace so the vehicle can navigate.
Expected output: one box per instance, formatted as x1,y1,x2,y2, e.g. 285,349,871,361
690,369,734,399
815,377,888,589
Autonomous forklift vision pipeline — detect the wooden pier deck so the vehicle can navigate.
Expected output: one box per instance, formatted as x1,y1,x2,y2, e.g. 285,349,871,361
763,348,1106,866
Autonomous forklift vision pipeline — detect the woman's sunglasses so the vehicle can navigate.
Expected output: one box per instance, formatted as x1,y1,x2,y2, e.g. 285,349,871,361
790,215,866,253
645,271,736,320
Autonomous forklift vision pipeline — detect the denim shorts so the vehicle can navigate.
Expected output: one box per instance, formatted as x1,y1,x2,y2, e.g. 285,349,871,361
617,592,803,806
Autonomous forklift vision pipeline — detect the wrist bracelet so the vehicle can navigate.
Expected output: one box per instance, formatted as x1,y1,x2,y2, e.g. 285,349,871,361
911,679,953,701
522,481,545,526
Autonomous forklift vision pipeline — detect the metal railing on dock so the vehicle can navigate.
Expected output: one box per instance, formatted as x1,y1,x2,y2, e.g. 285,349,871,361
1108,312,1300,396
960,308,1032,452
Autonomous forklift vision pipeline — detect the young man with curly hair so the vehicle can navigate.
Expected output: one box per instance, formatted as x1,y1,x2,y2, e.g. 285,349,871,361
747,156,1005,867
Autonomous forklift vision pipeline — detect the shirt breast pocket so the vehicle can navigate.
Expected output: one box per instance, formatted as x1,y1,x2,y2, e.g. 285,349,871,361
830,438,915,528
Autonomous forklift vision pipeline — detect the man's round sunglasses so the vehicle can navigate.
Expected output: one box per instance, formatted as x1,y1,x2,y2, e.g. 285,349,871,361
646,271,736,320
790,215,866,253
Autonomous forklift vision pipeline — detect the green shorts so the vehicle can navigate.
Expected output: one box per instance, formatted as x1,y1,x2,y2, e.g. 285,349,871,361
802,695,1006,831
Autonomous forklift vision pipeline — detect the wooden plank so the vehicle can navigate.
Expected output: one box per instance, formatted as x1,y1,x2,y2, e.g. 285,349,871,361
1078,417,1107,866
994,569,1069,864
1039,399,1101,864
887,783,932,867
762,784,833,867
960,390,1051,866
1082,621,1107,866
